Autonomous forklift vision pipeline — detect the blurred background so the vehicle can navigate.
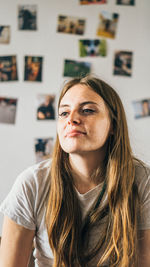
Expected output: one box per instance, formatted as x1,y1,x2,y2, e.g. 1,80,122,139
0,0,150,234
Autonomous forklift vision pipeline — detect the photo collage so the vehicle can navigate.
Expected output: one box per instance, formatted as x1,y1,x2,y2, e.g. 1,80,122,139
1,0,148,163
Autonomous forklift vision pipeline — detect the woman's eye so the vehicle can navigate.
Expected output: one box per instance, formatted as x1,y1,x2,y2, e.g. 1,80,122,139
82,108,95,114
59,111,69,117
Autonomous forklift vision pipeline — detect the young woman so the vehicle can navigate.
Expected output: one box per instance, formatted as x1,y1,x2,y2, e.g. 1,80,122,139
0,75,150,267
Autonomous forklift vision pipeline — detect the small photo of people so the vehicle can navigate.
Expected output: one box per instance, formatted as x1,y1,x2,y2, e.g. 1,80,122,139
24,56,43,82
97,11,119,39
0,26,10,44
63,59,91,77
132,99,150,119
79,0,107,4
34,138,54,163
0,97,18,124
0,56,18,81
79,39,107,57
57,15,86,35
37,94,55,120
116,0,135,5
113,51,133,77
18,5,37,30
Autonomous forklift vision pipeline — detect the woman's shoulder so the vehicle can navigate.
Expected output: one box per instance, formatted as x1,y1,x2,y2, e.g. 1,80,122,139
134,160,150,230
134,160,150,180
6,159,51,203
0,159,52,230
31,158,51,183
16,159,51,187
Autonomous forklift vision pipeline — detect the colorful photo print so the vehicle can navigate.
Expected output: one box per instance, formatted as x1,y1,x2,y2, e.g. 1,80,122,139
0,26,10,44
113,51,133,77
0,56,18,81
79,39,107,57
63,59,91,77
24,56,43,82
57,15,85,35
0,97,18,124
37,94,55,120
116,0,135,5
35,138,54,163
132,99,150,119
18,5,37,30
97,11,119,39
79,0,107,4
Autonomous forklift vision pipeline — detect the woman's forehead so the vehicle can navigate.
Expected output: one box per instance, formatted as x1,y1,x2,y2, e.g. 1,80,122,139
60,84,104,105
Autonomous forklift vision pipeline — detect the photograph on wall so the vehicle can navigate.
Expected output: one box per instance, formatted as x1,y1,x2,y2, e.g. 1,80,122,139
0,55,18,81
0,26,10,44
132,99,150,119
18,5,37,30
36,94,55,120
116,0,135,5
63,59,91,77
24,56,43,82
79,39,107,57
57,15,85,35
34,138,54,163
79,0,107,4
97,11,119,39
113,51,133,77
0,97,18,124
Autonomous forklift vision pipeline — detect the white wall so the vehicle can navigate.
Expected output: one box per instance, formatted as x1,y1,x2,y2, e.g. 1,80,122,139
0,0,150,234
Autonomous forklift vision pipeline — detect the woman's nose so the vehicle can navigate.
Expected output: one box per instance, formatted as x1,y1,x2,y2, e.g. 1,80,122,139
67,111,81,125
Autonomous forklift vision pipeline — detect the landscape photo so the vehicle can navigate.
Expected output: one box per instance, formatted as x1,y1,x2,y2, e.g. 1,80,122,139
63,59,91,77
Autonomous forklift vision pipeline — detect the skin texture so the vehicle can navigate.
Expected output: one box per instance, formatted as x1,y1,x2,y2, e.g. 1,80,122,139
57,84,112,157
0,216,35,267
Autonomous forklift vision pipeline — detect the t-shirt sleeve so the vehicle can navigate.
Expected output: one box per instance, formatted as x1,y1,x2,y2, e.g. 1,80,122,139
0,167,37,230
137,166,150,230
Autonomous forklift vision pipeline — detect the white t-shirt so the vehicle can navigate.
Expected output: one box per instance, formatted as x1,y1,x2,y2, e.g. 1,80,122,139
0,159,150,267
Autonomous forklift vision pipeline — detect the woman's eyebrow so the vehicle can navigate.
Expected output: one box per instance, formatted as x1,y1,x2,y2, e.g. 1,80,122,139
59,104,69,108
79,101,99,107
59,101,99,108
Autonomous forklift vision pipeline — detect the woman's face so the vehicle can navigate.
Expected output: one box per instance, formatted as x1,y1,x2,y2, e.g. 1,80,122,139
57,84,112,157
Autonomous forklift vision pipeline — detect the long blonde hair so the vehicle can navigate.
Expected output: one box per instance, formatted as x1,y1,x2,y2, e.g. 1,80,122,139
46,75,139,267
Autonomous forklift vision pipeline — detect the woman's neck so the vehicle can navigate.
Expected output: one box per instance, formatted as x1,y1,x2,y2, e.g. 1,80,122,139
69,152,105,194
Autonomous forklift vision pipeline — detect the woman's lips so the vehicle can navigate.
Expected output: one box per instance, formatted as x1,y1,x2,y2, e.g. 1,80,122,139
66,130,86,137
